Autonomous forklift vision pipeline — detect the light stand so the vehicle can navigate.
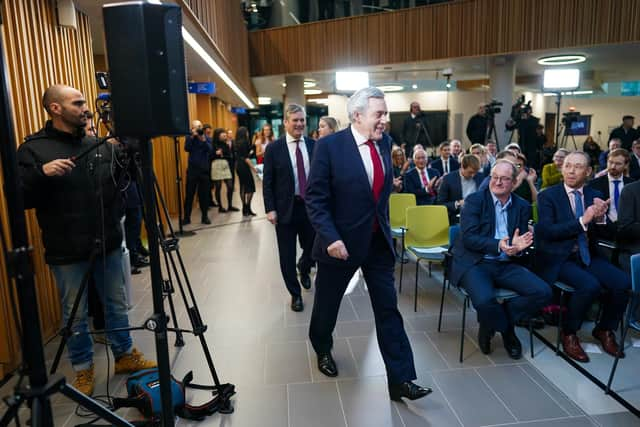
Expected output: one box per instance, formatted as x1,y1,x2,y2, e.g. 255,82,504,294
173,136,195,236
554,92,562,148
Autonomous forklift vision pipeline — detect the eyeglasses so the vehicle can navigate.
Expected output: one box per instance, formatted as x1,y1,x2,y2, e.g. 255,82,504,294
490,175,512,183
515,164,523,169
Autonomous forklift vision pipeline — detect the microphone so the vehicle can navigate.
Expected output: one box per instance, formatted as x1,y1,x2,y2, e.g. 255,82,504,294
97,93,111,101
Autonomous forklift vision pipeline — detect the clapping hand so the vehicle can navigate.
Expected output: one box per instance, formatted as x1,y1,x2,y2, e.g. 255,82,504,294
583,198,609,224
499,228,533,256
526,168,537,184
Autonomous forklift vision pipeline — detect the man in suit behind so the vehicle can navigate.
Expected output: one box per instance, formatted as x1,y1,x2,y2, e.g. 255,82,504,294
618,180,640,331
630,140,640,181
451,160,551,359
431,140,460,176
437,154,483,224
263,104,315,312
587,148,633,241
306,87,431,402
403,148,440,205
536,152,631,363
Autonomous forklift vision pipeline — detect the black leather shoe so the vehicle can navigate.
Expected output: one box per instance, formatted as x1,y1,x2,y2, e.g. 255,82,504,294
131,266,142,275
219,207,228,213
502,328,522,360
228,206,240,212
317,353,338,377
182,218,191,225
291,296,303,312
300,274,311,290
478,323,494,355
201,217,211,225
389,381,432,402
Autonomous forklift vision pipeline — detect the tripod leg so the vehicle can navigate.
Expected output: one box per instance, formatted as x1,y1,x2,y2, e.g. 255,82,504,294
0,396,23,427
60,384,133,426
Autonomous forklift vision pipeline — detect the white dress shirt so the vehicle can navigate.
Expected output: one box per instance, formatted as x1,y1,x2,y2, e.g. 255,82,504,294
351,126,385,188
415,166,432,188
285,133,310,196
440,157,450,174
607,173,625,222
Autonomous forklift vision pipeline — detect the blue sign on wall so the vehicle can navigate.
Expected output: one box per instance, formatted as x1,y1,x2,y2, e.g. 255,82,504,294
231,107,247,114
621,81,640,96
188,82,216,94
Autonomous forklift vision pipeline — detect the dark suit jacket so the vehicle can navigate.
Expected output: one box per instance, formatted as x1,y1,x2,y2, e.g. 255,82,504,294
436,171,484,224
618,180,640,256
403,167,440,205
450,188,532,287
305,127,395,266
535,184,603,284
629,153,640,181
262,136,314,224
587,175,633,238
431,157,460,176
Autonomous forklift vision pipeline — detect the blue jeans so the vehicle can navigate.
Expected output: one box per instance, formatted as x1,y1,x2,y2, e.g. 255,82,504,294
50,249,132,370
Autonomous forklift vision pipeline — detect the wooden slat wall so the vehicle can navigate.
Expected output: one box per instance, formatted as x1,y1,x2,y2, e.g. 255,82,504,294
249,0,640,76
181,0,253,97
0,0,97,375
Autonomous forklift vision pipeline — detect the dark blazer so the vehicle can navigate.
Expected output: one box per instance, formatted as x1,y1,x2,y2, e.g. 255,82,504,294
588,175,634,200
305,127,395,266
450,188,531,287
618,180,640,256
629,154,640,181
535,184,603,284
403,167,440,205
431,157,460,176
262,136,314,224
436,170,484,224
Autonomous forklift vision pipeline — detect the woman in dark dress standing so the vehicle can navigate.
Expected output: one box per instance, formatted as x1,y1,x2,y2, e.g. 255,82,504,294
234,127,258,216
210,128,237,213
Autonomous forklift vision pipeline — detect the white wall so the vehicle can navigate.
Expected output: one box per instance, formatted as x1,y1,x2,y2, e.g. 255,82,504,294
544,96,640,149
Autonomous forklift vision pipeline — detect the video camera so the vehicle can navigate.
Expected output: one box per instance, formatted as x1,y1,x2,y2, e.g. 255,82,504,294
562,111,581,126
510,94,532,121
484,99,503,116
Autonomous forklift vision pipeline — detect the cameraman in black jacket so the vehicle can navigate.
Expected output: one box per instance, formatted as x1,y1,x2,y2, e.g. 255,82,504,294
466,104,488,145
506,97,541,171
17,84,156,396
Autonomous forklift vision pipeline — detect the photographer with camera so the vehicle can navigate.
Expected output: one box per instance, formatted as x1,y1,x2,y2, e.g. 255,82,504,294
402,102,431,157
183,119,213,225
609,115,638,151
16,85,156,396
506,95,541,171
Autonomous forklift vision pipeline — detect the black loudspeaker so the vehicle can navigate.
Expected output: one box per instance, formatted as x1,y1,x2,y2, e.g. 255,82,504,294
103,2,189,137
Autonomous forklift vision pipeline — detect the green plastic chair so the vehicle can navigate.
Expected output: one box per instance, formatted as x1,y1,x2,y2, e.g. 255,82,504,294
389,194,416,281
401,205,450,311
531,202,539,223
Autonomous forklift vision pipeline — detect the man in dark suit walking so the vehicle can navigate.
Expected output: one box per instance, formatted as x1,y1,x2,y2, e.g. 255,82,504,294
537,152,631,363
263,104,315,312
306,87,430,402
451,160,551,359
403,148,440,205
437,154,484,224
430,140,460,176
587,148,633,241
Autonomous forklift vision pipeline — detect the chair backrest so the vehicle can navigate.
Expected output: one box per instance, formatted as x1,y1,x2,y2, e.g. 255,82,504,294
389,193,416,229
531,202,539,224
631,253,640,294
404,205,450,248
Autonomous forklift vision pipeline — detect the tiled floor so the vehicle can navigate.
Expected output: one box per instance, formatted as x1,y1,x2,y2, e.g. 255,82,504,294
2,187,639,426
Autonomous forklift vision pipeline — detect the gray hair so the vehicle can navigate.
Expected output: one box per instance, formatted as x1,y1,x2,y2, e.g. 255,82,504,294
412,148,427,161
285,103,306,120
565,150,592,166
347,87,385,123
491,159,518,180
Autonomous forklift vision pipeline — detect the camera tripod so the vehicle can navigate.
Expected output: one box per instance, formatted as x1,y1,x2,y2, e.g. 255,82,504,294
485,115,500,149
559,123,578,150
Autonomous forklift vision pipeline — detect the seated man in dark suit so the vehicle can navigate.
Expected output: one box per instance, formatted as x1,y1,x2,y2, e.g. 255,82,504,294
599,138,621,171
587,148,633,241
630,140,640,181
403,148,440,205
437,154,483,224
618,180,640,331
450,160,552,359
537,152,631,362
431,140,460,176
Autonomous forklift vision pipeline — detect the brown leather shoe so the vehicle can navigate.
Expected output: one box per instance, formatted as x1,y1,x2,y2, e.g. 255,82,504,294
561,333,589,363
592,328,625,358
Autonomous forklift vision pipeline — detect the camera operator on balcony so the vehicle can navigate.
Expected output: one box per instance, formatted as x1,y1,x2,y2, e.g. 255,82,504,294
506,95,542,172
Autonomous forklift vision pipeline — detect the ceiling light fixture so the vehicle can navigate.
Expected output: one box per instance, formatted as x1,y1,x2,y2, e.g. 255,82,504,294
411,84,418,89
281,82,287,87
336,71,369,91
537,55,586,66
258,96,271,105
182,28,255,108
542,69,580,91
376,85,404,92
304,89,322,95
310,98,329,104
304,80,316,88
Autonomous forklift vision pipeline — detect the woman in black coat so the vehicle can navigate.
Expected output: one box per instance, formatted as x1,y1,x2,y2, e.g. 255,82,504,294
234,127,258,216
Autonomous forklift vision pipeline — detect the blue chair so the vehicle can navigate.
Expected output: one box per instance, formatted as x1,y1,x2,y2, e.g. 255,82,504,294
606,253,639,393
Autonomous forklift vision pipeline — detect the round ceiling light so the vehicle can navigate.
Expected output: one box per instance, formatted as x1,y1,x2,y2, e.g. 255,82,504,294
304,89,322,95
377,85,404,92
537,55,586,66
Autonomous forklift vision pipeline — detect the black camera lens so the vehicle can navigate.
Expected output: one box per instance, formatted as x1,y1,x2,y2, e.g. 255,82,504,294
196,128,204,136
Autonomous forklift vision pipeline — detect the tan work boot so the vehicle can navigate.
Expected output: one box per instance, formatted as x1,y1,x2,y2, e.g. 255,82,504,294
114,348,157,374
73,364,95,396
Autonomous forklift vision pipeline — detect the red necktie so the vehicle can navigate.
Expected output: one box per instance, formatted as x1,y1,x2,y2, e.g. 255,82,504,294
365,140,384,202
295,140,307,198
420,168,428,187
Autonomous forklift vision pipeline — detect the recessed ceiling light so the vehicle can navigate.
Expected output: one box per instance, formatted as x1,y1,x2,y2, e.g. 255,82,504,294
543,69,580,91
537,55,586,66
310,98,329,104
258,97,271,105
411,84,418,89
304,80,316,88
281,82,287,87
377,85,404,92
304,89,322,95
336,71,369,91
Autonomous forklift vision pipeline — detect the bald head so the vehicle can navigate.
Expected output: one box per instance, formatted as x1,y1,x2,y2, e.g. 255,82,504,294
41,84,88,133
42,84,79,115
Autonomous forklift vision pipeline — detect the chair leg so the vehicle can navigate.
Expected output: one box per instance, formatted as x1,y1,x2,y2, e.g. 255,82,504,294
460,296,467,363
428,261,432,277
438,276,447,332
414,259,420,312
529,318,534,359
607,294,635,393
399,248,405,294
556,290,564,355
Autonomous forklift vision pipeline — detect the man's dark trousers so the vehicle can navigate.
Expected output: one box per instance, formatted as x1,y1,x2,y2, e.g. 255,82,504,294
309,231,416,384
275,196,314,298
